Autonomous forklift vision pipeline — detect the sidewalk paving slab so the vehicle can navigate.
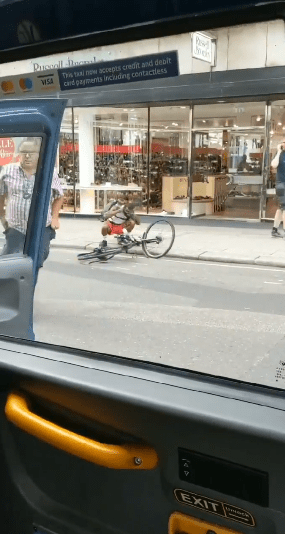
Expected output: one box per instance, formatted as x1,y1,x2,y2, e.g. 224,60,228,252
49,217,285,268
198,251,258,264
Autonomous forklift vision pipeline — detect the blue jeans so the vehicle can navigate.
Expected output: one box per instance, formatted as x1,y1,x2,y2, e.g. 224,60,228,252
2,225,56,268
276,182,285,209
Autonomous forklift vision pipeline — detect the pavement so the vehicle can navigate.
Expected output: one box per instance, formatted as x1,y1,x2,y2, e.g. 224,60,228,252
51,215,285,268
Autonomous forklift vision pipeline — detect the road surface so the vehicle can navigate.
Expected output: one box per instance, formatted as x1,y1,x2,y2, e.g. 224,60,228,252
34,248,285,388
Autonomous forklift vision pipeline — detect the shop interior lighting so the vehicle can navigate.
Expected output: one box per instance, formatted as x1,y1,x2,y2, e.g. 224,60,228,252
172,122,178,126
256,116,261,121
278,122,282,126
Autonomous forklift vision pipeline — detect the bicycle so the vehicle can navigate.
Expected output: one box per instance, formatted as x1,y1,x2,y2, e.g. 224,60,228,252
77,219,175,263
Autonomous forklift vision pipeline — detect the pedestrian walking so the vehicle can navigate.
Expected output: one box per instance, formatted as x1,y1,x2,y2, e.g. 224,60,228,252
271,141,285,237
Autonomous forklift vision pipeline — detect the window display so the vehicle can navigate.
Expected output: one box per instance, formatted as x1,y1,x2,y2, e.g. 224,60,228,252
265,100,285,219
149,106,189,216
56,101,280,220
58,109,79,212
192,102,265,219
93,108,148,212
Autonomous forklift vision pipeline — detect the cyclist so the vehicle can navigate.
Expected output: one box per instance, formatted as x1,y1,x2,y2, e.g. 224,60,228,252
99,195,140,248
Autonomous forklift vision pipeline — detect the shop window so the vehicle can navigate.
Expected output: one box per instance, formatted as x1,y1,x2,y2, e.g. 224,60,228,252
193,102,265,219
58,108,79,213
149,106,190,216
71,107,148,215
265,101,285,219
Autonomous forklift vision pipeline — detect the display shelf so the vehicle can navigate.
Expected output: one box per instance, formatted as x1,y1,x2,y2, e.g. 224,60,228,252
192,199,214,216
62,184,143,210
162,175,188,213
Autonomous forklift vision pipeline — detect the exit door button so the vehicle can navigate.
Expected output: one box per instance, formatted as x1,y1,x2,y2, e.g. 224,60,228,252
168,512,243,534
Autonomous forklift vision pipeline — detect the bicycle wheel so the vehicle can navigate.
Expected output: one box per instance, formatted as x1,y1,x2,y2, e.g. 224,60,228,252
77,247,102,260
77,252,96,260
78,249,115,263
142,219,175,258
88,251,115,263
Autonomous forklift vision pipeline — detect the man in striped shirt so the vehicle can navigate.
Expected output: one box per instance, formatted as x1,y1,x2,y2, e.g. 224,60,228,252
0,138,63,271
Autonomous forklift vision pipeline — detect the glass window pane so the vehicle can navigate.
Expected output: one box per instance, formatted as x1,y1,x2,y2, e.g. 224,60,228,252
28,100,285,392
72,107,148,215
149,106,189,216
0,136,43,256
193,102,265,219
265,101,285,219
59,108,78,213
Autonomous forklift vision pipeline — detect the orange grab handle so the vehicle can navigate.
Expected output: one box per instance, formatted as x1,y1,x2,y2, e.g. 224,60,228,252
5,391,158,470
169,513,242,534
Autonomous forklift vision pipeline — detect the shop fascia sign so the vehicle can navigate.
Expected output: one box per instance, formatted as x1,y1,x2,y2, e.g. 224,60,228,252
0,50,115,76
32,54,99,72
192,32,216,65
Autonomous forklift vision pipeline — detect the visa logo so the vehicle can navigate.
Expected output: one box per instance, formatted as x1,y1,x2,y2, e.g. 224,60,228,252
37,74,56,89
41,77,54,86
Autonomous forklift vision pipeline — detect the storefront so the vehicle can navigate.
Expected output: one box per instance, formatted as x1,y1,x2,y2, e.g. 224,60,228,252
1,19,285,220
55,100,283,220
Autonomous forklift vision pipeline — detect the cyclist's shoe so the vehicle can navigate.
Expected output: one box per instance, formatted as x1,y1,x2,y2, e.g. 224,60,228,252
272,228,283,238
98,239,108,248
117,235,132,246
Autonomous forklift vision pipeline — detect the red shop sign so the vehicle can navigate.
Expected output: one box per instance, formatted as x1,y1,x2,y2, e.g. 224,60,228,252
95,145,142,154
0,138,15,165
59,144,142,154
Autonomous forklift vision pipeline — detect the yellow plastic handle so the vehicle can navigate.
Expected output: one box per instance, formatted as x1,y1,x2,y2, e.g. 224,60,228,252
5,391,158,470
169,512,242,534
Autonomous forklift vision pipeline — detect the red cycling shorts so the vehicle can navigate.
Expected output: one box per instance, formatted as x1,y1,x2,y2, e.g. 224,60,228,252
107,221,125,235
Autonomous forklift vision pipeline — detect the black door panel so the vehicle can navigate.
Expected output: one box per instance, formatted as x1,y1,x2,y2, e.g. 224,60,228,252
0,340,283,533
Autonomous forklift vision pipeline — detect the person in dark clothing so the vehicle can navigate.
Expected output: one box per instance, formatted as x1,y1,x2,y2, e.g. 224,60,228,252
271,142,285,237
237,154,250,172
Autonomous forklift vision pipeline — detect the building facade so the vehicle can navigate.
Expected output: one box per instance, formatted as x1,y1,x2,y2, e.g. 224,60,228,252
1,19,285,220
